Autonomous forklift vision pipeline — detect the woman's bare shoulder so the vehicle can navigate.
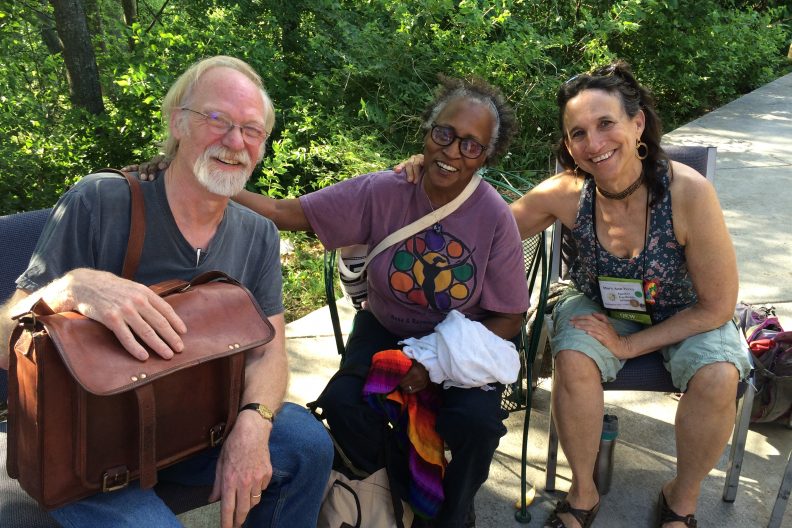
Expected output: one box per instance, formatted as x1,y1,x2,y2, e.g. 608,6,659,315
668,160,717,205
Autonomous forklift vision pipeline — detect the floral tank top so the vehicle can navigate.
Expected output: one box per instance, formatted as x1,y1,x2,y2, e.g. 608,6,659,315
569,162,696,323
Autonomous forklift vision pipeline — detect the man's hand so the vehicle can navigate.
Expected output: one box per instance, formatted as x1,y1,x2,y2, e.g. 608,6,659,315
66,269,186,360
569,312,635,359
210,411,273,528
400,360,430,393
393,154,425,184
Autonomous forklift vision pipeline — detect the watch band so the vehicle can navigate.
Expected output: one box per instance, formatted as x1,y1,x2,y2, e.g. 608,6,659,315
239,402,274,422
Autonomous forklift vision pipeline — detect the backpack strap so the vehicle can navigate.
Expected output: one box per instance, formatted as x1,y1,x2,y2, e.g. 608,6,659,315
307,364,370,420
307,363,372,480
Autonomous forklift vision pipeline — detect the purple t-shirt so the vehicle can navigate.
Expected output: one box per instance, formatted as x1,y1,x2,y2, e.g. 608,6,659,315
300,170,529,337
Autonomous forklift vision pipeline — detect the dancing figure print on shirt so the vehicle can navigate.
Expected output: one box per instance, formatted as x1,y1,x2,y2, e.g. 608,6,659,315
388,224,477,311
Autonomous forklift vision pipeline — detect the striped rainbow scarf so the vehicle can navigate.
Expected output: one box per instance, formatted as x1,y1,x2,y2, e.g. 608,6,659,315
362,349,446,519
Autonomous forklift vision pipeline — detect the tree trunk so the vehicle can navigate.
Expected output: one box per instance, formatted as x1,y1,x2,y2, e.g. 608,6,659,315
121,0,137,51
32,0,63,54
82,0,105,51
121,0,136,26
50,0,105,114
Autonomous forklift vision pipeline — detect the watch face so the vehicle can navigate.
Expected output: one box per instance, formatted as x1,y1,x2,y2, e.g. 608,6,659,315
241,403,273,421
255,404,273,421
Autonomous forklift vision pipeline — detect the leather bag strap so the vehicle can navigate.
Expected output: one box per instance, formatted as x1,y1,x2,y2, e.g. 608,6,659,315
122,172,145,280
225,354,246,434
337,173,482,281
88,169,146,280
124,170,156,488
98,169,155,486
135,384,157,488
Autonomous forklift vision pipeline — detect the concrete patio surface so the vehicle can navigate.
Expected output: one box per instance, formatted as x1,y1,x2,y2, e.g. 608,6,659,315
180,72,792,527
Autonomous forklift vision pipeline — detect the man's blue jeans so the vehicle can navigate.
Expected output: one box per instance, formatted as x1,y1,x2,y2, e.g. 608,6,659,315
50,403,333,528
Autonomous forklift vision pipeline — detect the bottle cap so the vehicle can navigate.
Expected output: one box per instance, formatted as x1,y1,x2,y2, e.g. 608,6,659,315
601,414,619,439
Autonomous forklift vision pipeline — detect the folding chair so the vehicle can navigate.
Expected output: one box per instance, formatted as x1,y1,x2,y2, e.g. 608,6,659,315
542,144,754,503
767,448,792,528
0,209,213,527
322,169,550,523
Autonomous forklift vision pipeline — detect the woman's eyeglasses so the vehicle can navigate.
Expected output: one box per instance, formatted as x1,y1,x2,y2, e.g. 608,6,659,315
430,123,487,159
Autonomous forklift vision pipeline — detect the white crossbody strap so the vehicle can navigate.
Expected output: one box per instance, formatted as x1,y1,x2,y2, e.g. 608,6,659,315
338,174,483,280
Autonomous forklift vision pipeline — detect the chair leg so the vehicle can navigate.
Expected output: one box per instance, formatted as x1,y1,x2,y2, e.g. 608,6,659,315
530,322,549,389
767,449,792,528
546,404,559,491
723,380,754,502
516,390,533,523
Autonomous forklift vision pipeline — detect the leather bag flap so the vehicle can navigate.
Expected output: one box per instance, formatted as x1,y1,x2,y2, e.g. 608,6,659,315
35,278,274,396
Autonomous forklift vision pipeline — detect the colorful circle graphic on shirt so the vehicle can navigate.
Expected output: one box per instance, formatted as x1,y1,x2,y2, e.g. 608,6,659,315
388,225,476,311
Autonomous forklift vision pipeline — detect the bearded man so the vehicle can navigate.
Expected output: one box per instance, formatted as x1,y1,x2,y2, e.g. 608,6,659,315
0,56,333,528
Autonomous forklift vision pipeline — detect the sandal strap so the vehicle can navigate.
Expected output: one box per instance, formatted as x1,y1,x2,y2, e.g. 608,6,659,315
660,510,697,527
544,513,566,528
658,492,698,527
550,499,600,528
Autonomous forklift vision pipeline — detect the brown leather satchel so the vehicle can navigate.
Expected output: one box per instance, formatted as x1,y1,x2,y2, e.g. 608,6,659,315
6,172,275,509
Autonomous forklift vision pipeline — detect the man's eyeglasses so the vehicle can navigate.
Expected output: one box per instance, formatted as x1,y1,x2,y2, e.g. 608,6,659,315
430,123,487,159
180,107,268,144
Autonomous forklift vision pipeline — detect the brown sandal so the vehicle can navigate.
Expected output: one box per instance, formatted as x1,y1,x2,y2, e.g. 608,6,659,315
545,499,600,528
656,491,697,527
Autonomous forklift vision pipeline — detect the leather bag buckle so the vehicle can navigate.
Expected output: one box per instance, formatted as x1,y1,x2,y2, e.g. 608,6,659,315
102,466,130,492
210,423,226,447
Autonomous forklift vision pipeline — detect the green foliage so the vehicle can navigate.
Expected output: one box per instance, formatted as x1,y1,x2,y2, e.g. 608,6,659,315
280,231,336,322
1,0,789,215
586,0,791,129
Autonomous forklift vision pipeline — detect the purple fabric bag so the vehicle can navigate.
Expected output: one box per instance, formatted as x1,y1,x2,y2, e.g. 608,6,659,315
735,303,792,424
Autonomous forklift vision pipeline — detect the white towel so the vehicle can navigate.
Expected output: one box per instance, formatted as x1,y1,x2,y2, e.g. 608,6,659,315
399,310,521,389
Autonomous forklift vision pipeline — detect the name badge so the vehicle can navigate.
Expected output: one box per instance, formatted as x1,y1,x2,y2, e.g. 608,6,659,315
597,276,652,325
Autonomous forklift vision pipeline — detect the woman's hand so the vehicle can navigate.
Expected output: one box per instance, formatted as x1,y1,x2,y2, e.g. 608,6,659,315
121,155,171,181
569,312,636,359
399,360,430,393
393,154,425,184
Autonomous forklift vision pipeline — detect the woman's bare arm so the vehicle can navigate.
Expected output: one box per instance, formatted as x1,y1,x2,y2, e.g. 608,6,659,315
510,172,581,239
232,190,311,231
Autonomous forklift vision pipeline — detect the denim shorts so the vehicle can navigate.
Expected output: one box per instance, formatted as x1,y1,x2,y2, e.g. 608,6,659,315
550,287,752,391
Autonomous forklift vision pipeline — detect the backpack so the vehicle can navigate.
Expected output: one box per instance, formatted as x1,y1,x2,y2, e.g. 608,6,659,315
734,303,792,425
308,367,415,528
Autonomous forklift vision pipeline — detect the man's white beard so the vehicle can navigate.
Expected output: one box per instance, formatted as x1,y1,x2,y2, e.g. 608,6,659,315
193,145,251,197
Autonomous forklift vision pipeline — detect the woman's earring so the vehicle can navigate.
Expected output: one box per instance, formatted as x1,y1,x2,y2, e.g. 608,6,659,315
635,140,648,160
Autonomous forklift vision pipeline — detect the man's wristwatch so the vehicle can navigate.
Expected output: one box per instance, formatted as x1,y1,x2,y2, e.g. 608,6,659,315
239,403,274,423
